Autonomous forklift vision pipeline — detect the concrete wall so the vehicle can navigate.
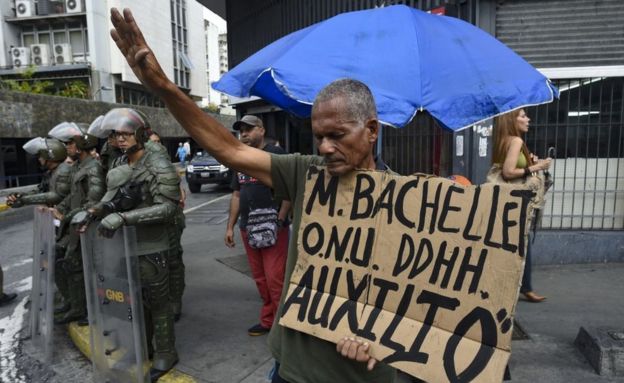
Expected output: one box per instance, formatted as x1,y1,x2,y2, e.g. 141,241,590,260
0,90,236,138
533,231,624,265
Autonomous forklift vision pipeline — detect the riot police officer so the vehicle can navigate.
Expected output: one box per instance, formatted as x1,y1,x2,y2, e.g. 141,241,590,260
87,108,181,379
6,138,72,208
48,122,105,324
90,114,187,322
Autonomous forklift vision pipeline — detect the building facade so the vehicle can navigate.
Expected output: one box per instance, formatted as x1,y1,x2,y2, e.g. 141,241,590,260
0,0,209,104
202,7,230,110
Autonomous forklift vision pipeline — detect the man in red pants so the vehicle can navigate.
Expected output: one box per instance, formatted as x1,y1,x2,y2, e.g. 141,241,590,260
224,115,291,336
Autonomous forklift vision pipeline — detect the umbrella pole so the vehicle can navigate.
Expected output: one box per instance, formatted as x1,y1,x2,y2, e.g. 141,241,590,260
376,125,384,158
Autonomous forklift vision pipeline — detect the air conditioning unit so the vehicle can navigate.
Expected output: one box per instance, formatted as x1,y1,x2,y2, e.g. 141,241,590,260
54,43,72,65
15,0,34,18
11,47,31,68
65,0,83,14
30,44,51,66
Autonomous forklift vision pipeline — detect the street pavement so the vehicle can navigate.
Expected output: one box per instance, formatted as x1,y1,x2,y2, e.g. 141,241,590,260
1,180,623,383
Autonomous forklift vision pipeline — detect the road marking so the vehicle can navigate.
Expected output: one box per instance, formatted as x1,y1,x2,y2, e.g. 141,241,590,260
3,258,32,271
7,276,34,294
0,296,30,383
183,194,229,214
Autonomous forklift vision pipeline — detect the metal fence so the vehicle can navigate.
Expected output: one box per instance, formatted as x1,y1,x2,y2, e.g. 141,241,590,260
526,77,624,230
381,112,453,176
0,173,43,189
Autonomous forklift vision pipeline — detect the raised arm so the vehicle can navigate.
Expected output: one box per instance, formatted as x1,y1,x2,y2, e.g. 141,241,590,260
109,8,272,187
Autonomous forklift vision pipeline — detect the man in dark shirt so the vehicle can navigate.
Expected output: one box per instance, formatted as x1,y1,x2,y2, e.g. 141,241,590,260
225,115,291,336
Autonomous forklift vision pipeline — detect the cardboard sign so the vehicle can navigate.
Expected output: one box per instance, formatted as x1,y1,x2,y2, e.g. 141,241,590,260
279,166,534,383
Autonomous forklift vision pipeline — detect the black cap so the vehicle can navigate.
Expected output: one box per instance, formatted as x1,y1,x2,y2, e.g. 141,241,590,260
233,115,263,131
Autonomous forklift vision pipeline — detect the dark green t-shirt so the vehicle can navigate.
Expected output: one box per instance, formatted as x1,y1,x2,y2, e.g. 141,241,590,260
268,153,397,383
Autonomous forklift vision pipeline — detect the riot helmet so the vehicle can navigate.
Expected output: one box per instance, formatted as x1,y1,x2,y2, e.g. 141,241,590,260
100,108,150,154
86,115,107,138
23,137,67,162
48,121,98,150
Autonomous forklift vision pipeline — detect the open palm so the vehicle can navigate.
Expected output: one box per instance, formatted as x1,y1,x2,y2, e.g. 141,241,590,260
110,8,169,94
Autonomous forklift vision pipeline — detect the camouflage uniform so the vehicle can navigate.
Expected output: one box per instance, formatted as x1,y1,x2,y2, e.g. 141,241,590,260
9,165,73,208
49,123,105,323
144,140,186,320
8,138,72,208
105,138,187,320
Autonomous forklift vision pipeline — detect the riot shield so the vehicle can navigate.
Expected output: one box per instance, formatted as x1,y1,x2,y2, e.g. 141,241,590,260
29,207,56,362
81,224,149,383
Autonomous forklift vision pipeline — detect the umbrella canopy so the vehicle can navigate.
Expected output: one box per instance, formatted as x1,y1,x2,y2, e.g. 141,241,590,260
213,5,558,131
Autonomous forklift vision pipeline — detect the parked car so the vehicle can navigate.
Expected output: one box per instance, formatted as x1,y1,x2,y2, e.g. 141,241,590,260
185,152,231,193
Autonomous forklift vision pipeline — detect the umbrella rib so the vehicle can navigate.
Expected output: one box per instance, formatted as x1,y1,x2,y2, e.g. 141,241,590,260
262,68,313,106
407,8,425,113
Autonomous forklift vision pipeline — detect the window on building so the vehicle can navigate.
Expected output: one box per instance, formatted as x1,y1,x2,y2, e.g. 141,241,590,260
22,33,35,47
115,84,165,108
170,0,190,89
19,21,89,62
38,33,50,45
53,31,67,44
69,30,84,55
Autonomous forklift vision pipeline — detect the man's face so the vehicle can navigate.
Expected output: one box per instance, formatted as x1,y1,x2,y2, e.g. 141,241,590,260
312,97,377,176
107,134,119,148
115,131,137,152
239,125,265,148
149,134,160,143
65,141,79,159
37,157,47,170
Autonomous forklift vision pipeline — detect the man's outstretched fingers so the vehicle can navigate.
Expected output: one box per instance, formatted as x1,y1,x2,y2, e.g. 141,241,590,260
123,8,148,46
110,8,128,36
110,29,128,56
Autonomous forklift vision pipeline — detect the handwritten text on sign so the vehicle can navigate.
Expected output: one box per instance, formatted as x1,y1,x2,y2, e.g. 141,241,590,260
279,167,533,383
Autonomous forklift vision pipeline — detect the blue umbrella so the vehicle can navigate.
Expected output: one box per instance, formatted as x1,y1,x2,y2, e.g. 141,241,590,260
213,5,558,131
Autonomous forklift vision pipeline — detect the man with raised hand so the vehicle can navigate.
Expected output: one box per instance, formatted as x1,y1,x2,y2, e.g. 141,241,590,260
110,8,396,383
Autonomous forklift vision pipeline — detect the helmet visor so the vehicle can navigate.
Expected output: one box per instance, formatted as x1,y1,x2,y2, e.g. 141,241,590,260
87,115,108,138
100,108,146,135
48,122,83,142
22,137,47,155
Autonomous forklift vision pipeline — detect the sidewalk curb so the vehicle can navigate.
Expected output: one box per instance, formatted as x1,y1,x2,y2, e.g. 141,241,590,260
68,322,196,383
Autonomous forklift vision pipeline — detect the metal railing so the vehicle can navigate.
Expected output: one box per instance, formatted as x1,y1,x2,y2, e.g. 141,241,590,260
0,173,43,189
526,76,624,230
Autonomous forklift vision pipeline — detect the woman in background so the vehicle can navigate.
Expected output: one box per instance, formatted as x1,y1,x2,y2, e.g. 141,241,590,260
493,108,551,303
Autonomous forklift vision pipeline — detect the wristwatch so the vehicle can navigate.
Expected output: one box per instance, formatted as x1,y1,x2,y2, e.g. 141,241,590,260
277,219,285,227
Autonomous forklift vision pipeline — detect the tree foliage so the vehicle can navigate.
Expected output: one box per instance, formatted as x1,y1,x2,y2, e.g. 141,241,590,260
1,65,89,99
